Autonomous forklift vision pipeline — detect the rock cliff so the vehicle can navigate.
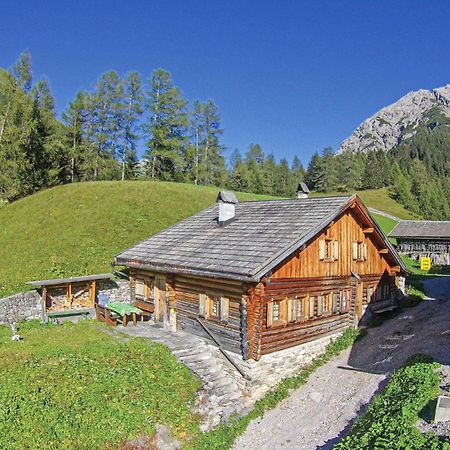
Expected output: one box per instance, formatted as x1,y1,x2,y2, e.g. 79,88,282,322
338,84,450,153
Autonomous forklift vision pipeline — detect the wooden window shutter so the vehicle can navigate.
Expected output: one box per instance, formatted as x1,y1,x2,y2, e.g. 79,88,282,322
318,295,324,315
333,240,339,260
352,242,358,260
199,294,207,318
287,298,297,322
363,243,368,260
303,296,309,319
220,297,229,321
267,301,273,327
309,296,316,317
319,240,326,260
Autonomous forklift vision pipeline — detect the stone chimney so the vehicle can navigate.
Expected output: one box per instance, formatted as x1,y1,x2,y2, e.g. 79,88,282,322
217,191,238,225
296,182,310,199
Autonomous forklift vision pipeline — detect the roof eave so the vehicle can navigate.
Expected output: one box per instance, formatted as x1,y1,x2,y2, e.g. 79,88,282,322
115,258,258,283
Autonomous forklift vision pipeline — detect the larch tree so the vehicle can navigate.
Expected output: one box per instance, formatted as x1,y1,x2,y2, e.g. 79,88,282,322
119,71,143,181
143,68,188,181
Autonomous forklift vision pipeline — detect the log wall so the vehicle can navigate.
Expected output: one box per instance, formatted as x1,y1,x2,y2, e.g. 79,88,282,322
271,210,392,279
130,269,246,354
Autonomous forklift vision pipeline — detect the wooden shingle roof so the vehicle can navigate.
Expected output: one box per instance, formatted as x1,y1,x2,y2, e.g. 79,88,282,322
389,221,450,239
116,195,403,281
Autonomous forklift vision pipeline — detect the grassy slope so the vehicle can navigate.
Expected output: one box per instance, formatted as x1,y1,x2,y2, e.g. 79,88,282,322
313,187,420,220
0,181,273,296
0,182,416,297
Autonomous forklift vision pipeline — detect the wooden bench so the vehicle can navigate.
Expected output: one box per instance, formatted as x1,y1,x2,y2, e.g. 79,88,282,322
370,298,397,314
133,299,154,322
47,308,90,322
95,304,119,326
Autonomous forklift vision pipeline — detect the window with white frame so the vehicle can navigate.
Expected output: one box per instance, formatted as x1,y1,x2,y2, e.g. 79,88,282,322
319,239,339,261
352,241,368,261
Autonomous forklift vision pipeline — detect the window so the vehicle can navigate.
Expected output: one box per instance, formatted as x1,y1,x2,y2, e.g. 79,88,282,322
211,297,220,317
352,241,368,261
319,239,339,261
272,301,281,321
267,298,288,327
341,289,350,312
199,294,229,321
287,297,306,323
332,291,341,313
135,279,145,298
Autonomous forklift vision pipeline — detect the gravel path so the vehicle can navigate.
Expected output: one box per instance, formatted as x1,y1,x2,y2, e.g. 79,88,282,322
234,276,450,450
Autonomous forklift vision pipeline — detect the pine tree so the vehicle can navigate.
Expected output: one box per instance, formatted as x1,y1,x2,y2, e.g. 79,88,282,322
144,69,188,180
10,51,32,93
291,155,305,183
305,151,323,191
119,72,143,180
91,71,123,179
62,91,90,182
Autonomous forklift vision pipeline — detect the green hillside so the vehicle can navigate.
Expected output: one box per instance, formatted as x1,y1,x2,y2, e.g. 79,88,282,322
313,187,420,220
0,182,411,297
0,181,275,297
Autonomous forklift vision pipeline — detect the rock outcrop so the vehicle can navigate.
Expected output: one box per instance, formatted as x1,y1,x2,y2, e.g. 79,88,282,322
338,84,450,153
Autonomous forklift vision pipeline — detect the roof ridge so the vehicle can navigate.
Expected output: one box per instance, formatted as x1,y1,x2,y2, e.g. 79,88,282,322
239,195,353,204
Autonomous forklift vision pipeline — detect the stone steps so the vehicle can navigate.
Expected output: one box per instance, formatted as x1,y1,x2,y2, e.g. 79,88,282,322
117,323,249,431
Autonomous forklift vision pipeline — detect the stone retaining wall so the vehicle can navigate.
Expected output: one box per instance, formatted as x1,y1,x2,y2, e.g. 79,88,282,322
0,291,43,324
97,279,131,303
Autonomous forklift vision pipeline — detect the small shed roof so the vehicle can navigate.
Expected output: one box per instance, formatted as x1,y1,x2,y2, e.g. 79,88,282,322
389,221,450,239
217,190,238,204
28,273,112,287
297,182,310,194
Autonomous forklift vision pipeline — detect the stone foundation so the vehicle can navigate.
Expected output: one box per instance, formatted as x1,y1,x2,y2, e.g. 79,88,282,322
228,331,345,399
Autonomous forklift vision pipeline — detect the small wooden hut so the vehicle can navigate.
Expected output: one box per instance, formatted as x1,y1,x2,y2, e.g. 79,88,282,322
115,192,406,360
389,221,450,265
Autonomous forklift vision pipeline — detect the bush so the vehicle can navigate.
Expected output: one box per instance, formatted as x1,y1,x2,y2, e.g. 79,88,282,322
335,355,450,449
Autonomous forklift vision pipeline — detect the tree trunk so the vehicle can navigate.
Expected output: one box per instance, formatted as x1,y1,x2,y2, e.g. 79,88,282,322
195,126,199,185
0,102,11,144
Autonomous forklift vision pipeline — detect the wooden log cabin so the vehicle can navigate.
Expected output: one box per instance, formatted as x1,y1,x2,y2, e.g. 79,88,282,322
115,191,407,361
389,220,450,266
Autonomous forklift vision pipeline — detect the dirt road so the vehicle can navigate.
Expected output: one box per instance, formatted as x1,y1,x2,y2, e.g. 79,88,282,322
234,276,450,450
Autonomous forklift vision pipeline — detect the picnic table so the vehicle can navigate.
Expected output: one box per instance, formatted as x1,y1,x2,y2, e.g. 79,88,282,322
106,302,141,327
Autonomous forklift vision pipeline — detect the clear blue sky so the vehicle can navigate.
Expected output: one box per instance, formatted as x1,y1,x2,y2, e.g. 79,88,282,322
1,1,449,165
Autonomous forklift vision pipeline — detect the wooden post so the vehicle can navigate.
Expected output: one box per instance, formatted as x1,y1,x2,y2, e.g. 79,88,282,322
89,280,96,304
67,283,72,307
169,308,177,332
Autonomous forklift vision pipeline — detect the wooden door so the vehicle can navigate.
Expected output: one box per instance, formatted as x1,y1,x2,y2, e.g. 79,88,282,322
154,276,167,322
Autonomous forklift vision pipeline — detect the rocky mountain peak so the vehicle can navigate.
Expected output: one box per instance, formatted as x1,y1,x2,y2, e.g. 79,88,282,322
338,84,450,154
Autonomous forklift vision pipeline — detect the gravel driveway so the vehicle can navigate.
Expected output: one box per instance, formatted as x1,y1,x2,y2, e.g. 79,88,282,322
234,276,450,450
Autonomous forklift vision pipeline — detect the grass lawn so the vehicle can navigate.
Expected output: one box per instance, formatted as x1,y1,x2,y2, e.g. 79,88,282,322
0,320,201,449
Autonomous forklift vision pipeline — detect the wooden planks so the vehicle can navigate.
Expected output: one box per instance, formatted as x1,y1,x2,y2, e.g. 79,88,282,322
271,210,393,279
